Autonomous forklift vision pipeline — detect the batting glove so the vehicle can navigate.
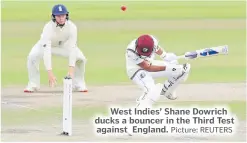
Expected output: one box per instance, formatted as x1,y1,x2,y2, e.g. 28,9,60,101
164,53,178,63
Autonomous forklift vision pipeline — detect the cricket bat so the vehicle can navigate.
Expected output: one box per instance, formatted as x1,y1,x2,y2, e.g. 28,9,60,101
177,45,229,60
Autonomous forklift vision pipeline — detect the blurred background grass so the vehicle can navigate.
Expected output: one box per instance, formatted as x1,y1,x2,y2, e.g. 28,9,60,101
1,1,246,86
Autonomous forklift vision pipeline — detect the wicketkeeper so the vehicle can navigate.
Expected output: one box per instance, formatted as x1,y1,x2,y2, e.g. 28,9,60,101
24,4,87,92
125,34,191,108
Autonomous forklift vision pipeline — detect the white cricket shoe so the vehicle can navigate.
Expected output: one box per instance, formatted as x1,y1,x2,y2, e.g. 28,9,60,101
73,84,88,92
156,83,177,100
24,82,40,93
160,87,177,100
136,94,145,103
23,86,39,93
164,91,178,100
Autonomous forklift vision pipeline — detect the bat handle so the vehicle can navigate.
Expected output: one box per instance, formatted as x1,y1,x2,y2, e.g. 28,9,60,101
177,51,198,60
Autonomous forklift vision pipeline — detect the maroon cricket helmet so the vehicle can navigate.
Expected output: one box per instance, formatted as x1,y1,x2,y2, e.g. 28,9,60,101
135,35,154,57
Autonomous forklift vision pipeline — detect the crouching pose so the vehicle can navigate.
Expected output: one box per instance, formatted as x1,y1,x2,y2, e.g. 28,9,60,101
24,4,87,92
125,34,191,108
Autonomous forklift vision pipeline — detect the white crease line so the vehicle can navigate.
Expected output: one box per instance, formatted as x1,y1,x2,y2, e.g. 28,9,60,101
2,101,62,115
1,101,62,116
1,101,61,129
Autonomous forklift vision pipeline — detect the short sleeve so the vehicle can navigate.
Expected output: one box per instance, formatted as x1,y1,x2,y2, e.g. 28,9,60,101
127,50,144,64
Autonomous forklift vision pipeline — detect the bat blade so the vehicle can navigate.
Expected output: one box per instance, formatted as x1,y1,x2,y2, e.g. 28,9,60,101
178,45,229,60
197,45,228,57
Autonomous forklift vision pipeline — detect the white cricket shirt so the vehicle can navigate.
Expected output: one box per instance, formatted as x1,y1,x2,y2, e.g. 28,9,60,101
38,20,78,70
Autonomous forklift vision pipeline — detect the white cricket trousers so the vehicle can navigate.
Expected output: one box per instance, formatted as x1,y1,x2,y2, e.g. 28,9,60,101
27,43,87,88
130,60,190,108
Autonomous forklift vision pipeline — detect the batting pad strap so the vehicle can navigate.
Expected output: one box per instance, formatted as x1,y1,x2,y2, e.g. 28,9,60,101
165,64,183,76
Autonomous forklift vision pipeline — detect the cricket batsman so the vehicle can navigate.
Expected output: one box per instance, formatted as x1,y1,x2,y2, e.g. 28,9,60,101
126,34,191,108
24,4,88,93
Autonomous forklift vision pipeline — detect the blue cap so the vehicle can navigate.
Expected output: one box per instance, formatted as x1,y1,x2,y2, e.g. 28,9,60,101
52,4,69,16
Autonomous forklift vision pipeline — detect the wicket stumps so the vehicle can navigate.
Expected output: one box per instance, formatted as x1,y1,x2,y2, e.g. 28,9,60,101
62,76,72,136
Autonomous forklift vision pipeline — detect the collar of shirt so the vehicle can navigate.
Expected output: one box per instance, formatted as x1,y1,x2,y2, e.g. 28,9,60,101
52,20,68,29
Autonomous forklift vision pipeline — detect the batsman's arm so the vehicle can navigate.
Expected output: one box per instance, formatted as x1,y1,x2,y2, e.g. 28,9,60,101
138,60,166,72
127,49,174,72
138,60,181,73
149,35,167,59
67,24,78,78
40,23,52,71
155,45,167,59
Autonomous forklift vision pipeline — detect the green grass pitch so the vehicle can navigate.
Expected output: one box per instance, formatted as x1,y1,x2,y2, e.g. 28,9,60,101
1,1,246,86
